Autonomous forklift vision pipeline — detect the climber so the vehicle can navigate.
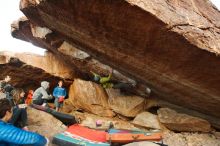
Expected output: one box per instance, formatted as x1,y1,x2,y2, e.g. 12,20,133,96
91,69,136,92
90,69,114,88
32,81,53,106
53,80,67,112
0,98,48,146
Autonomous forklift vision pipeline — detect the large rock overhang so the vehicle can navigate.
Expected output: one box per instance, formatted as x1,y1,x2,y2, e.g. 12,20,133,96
0,56,70,91
11,18,138,86
12,0,220,126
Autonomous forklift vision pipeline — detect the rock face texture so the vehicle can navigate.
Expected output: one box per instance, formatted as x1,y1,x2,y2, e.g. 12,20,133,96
14,52,75,80
68,79,150,118
132,112,161,130
27,107,66,145
68,79,115,117
163,131,220,146
11,17,136,87
12,0,220,128
0,55,67,91
108,95,145,117
2,51,75,80
0,55,7,64
158,108,211,132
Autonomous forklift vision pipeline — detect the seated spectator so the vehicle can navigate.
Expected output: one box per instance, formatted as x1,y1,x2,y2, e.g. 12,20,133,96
9,88,28,130
32,81,53,106
0,75,14,105
53,80,67,112
0,98,48,146
11,88,26,105
0,87,6,100
25,90,34,105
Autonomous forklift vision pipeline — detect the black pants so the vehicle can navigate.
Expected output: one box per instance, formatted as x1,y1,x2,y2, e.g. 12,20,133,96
9,107,27,128
32,98,47,105
113,82,133,91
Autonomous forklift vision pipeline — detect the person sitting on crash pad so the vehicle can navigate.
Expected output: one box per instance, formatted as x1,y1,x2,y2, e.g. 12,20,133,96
53,80,67,112
0,75,15,106
10,88,29,130
25,90,34,105
32,81,53,106
0,98,48,146
91,70,114,88
0,87,6,100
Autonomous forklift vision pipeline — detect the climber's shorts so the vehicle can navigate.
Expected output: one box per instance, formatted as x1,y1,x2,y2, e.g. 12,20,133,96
54,98,63,108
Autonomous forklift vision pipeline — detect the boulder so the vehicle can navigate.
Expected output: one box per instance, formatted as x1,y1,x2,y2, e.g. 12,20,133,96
158,108,211,132
108,95,145,117
68,79,115,117
13,51,76,80
132,112,161,129
163,131,220,146
27,107,66,144
0,55,69,91
213,132,220,139
17,0,220,128
105,88,122,99
61,98,77,113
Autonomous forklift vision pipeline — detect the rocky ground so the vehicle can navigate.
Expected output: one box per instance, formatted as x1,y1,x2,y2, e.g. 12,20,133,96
53,79,220,146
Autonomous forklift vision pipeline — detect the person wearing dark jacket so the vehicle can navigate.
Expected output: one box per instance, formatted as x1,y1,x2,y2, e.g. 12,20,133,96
32,81,53,106
0,98,48,146
0,75,14,106
8,88,28,130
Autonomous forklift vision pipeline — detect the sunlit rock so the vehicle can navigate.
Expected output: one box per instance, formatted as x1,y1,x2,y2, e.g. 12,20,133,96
11,0,220,129
132,112,161,129
108,94,145,117
68,79,115,117
158,108,211,132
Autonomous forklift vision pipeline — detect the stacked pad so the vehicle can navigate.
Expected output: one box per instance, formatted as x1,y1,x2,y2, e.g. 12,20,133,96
107,129,162,143
52,124,110,146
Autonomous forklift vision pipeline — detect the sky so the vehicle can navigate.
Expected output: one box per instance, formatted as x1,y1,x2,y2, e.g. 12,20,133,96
0,0,45,55
0,0,219,55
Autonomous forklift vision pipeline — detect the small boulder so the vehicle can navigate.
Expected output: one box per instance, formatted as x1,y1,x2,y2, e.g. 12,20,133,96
61,99,77,113
132,112,161,129
108,95,145,117
158,108,211,132
68,79,115,117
